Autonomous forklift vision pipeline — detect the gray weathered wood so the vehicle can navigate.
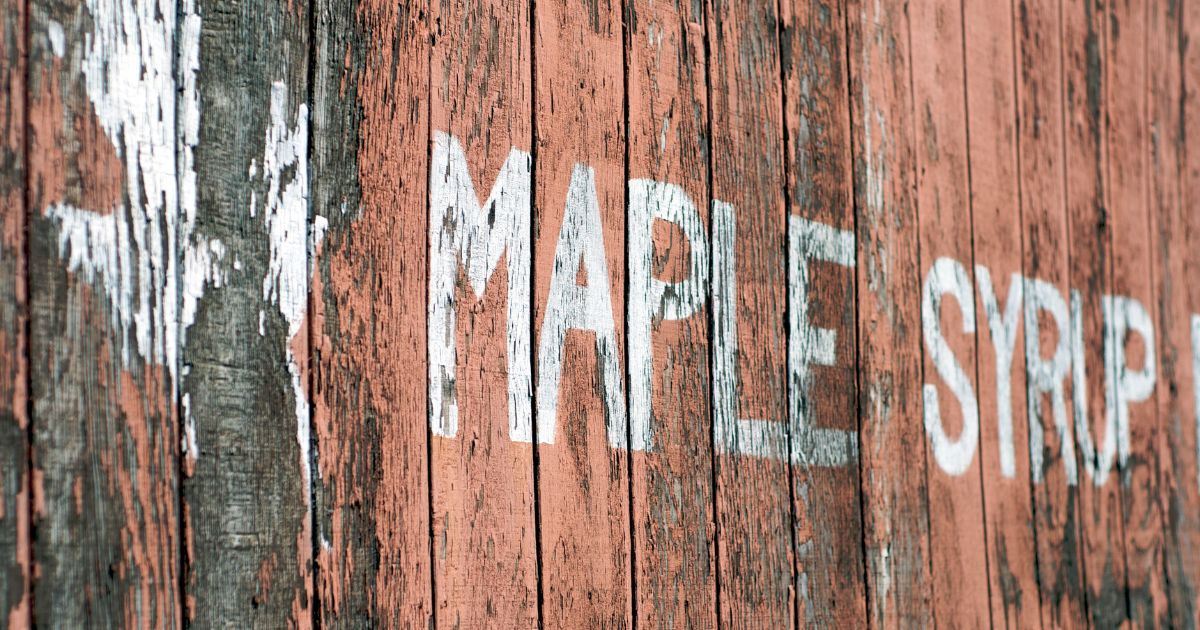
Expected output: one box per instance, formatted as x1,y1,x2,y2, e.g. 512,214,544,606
0,0,28,623
181,0,314,625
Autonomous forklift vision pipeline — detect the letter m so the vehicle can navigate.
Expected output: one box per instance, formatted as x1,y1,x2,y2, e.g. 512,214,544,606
428,131,532,441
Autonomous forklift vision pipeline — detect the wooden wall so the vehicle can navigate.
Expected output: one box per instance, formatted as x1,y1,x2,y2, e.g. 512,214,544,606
4,0,1200,626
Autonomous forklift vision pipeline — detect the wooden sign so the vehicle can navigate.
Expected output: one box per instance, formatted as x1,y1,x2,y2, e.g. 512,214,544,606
3,0,1199,626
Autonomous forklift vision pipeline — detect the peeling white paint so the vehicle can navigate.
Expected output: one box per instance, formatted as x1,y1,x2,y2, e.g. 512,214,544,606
789,215,858,467
921,256,979,476
1024,277,1076,485
977,266,1022,478
627,179,708,452
427,132,532,442
536,164,627,448
1103,294,1155,480
47,21,65,57
1071,289,1118,486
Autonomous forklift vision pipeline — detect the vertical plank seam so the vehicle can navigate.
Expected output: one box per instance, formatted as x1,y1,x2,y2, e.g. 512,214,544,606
21,0,33,624
1053,0,1093,618
901,6,939,625
956,0,998,624
1005,0,1047,622
528,0,546,623
698,1,723,625
423,5,438,625
620,1,638,624
172,0,187,623
1097,0,1134,620
303,0,320,625
770,1,802,627
840,0,873,623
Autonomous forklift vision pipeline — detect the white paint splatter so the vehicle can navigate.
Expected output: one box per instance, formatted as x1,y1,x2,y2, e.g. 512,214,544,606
254,81,317,498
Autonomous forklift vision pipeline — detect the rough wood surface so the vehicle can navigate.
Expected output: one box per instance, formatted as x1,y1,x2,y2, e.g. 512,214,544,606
309,0,433,626
778,0,866,625
180,0,314,625
1160,0,1200,624
1013,0,1088,625
427,0,538,626
28,0,181,624
844,0,933,626
0,0,27,623
532,0,630,625
908,0,991,623
624,0,717,627
1104,0,1170,625
963,0,1041,624
705,0,794,626
1062,0,1128,624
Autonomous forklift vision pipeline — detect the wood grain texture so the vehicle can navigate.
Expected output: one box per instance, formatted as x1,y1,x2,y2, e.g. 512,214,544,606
309,0,433,626
1062,0,1128,624
778,0,866,625
964,0,1042,624
28,0,181,625
844,0,933,625
532,0,630,625
705,0,793,626
1104,0,1170,625
181,0,314,625
1013,0,1088,625
908,0,991,623
624,0,717,627
0,0,28,624
427,0,537,626
1160,0,1200,624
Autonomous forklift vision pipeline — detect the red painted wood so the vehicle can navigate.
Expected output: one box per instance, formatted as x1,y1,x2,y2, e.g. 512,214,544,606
1105,0,1170,624
427,1,538,627
844,0,934,625
1159,1,1200,624
1013,0,1088,625
532,0,631,625
909,0,991,623
779,0,867,625
963,0,1042,624
625,0,718,626
705,0,794,625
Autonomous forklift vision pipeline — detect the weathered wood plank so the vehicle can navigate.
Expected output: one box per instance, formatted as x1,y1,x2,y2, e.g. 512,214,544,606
309,0,433,625
624,0,717,627
908,0,991,623
0,0,28,624
1062,0,1129,623
532,0,630,625
1013,0,1088,625
1106,0,1169,625
27,0,182,624
778,0,866,625
1159,1,1200,624
963,0,1042,625
844,0,933,625
181,0,314,625
427,0,538,626
704,0,793,626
